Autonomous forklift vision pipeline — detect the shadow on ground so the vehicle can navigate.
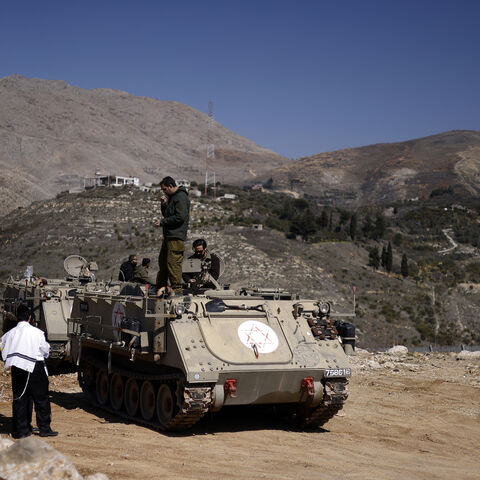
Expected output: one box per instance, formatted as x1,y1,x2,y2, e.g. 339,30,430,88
50,390,329,437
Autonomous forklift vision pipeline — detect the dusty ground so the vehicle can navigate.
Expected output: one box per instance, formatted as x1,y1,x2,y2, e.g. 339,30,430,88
0,350,479,480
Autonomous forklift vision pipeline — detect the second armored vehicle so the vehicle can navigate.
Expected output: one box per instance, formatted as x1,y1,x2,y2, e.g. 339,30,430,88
1,255,100,367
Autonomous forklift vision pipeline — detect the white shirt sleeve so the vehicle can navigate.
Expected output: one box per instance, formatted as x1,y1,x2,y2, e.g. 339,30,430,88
39,333,50,359
0,332,9,362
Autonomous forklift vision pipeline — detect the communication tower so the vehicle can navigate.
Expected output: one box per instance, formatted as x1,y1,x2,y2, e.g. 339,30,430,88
204,100,216,197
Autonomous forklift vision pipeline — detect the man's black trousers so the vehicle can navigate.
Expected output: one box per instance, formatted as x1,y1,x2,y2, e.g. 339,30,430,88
11,361,51,437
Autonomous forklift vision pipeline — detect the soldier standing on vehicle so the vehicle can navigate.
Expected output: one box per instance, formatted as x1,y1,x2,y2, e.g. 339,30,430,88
154,176,190,294
0,304,58,438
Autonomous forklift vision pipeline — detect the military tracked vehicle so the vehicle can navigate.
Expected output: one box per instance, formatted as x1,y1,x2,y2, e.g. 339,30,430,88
1,255,100,367
68,278,353,431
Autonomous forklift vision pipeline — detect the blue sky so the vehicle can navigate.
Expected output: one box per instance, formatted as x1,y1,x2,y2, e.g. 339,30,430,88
0,0,479,158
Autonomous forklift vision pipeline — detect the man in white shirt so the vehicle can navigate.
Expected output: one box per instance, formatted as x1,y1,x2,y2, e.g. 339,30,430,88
1,304,58,439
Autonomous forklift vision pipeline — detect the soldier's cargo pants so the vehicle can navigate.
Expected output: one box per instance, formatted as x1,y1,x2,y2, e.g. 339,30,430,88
156,238,184,293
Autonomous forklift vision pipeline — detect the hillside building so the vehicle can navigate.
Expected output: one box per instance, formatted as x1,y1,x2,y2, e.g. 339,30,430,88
177,179,191,189
84,174,140,189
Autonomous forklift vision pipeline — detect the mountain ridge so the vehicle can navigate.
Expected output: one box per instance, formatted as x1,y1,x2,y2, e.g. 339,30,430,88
0,75,289,216
2,75,479,214
263,129,480,205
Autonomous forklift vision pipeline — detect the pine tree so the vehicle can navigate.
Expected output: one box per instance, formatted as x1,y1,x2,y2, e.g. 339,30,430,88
349,213,357,240
339,209,350,225
362,215,374,238
373,213,386,240
291,211,316,241
281,199,294,220
386,242,393,273
401,254,409,277
368,246,380,270
319,210,328,229
381,245,387,268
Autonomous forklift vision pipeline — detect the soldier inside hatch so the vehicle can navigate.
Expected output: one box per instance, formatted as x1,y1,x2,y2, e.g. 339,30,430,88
118,254,137,282
133,257,151,284
183,238,220,289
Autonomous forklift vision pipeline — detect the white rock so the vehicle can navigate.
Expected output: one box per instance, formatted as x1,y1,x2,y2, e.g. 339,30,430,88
353,347,371,355
0,436,110,480
0,436,14,453
386,345,409,355
367,360,382,369
457,350,480,359
382,361,395,369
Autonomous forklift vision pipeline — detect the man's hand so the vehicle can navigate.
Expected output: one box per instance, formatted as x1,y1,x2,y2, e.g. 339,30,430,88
153,220,162,228
160,195,168,205
156,286,172,299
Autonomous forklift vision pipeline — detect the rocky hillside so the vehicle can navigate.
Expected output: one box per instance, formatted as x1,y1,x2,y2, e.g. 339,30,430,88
0,75,289,216
1,186,480,349
263,130,480,205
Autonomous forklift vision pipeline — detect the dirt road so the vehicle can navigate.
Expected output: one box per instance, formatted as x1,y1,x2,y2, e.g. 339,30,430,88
1,350,479,480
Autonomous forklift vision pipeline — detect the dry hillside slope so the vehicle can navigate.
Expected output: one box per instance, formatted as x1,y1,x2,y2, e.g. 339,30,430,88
0,75,289,216
2,187,480,349
265,130,480,205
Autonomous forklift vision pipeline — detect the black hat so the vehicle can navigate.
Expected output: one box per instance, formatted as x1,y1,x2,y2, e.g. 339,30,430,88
16,303,33,322
142,258,151,266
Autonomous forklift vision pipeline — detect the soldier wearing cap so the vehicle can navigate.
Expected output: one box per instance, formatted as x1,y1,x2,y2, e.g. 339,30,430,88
133,257,151,284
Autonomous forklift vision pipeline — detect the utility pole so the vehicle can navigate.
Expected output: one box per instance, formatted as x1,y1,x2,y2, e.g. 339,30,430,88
205,100,216,197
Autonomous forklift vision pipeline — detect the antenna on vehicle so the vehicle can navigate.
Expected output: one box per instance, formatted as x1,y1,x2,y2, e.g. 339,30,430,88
353,285,356,315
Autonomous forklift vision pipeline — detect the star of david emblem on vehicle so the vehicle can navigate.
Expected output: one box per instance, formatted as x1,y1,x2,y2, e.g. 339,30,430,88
237,320,279,354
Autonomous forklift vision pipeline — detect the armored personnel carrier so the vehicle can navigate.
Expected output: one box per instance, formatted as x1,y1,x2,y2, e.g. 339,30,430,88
68,280,353,431
1,255,100,367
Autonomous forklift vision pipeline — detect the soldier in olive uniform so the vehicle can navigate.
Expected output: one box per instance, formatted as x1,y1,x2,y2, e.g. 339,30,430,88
183,238,220,288
154,177,190,294
133,258,151,284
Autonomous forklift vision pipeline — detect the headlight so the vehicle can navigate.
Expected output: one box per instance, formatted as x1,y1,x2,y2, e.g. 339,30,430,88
174,304,185,316
319,302,330,315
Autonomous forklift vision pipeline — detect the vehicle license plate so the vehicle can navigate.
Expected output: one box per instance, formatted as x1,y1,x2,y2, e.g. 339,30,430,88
324,368,351,377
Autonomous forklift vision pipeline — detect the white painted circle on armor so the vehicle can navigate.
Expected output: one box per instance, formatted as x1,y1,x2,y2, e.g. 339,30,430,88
238,320,279,354
194,373,200,380
18,289,25,301
112,302,125,328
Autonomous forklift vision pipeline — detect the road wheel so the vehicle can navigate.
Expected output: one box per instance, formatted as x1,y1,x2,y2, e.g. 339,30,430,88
96,368,109,406
78,363,96,393
124,378,139,416
140,380,156,421
109,374,124,411
157,384,175,426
